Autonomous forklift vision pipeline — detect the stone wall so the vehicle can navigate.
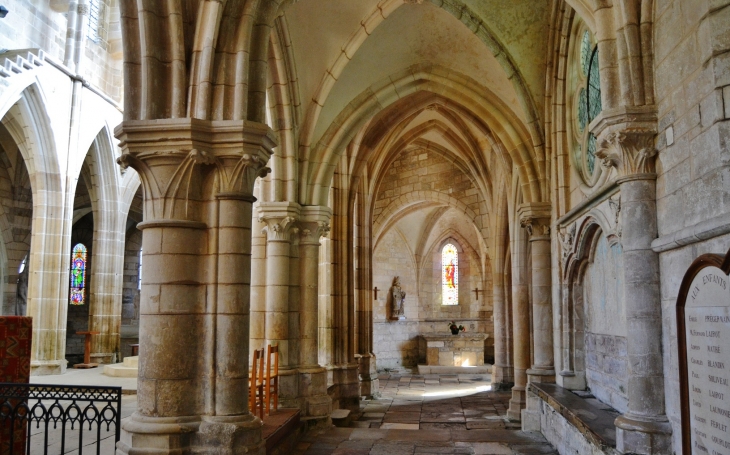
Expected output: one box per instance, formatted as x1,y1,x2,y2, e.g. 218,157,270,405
652,1,730,451
582,235,627,413
526,391,619,455
0,0,122,103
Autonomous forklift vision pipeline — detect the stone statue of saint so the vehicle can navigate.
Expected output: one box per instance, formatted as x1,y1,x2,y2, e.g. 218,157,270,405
390,276,406,320
15,263,28,316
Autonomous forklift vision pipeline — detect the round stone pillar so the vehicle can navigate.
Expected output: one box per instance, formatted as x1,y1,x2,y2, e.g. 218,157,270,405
596,123,671,454
519,206,555,384
297,206,333,419
114,118,274,455
258,202,300,369
507,243,530,421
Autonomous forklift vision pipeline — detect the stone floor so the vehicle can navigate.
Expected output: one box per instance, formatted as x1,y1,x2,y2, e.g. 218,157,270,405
293,373,557,455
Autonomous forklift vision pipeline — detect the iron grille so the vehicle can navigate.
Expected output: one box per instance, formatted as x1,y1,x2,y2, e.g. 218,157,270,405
0,383,122,455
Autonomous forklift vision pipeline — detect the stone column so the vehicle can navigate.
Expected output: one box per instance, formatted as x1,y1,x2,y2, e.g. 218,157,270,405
490,268,512,386
249,203,267,355
507,233,530,421
519,203,555,384
595,115,671,454
258,202,300,407
298,206,333,419
114,118,274,455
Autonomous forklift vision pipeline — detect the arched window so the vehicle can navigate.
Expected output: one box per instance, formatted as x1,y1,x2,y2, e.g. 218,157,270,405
88,0,106,45
574,30,603,179
69,243,88,305
442,243,459,306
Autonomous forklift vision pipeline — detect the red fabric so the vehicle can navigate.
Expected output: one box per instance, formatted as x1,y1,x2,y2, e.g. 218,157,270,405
0,316,32,455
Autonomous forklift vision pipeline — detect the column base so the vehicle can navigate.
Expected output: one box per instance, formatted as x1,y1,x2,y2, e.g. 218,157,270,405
521,387,542,432
615,413,672,455
491,363,514,388
116,413,264,455
507,386,526,421
356,353,380,399
526,367,555,384
30,359,67,376
328,363,360,411
298,366,332,417
557,369,586,390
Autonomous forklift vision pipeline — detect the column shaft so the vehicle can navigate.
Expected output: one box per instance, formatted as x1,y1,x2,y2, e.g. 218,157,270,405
527,236,554,380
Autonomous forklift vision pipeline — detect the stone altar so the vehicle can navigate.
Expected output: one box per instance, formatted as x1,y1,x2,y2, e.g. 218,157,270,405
418,333,488,368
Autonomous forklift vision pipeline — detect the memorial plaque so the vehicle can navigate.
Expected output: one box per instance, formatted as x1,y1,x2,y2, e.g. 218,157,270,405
678,250,730,455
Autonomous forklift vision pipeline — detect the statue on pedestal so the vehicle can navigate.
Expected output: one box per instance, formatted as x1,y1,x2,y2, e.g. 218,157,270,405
390,276,406,320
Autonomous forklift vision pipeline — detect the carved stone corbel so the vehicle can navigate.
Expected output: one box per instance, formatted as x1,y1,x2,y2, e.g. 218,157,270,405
558,223,576,267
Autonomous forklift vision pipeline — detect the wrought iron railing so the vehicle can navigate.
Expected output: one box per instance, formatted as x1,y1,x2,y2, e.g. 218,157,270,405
0,383,122,455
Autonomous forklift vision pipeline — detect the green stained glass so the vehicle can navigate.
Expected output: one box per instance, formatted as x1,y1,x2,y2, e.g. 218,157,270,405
587,48,602,122
587,133,597,175
70,243,87,305
577,88,588,132
580,31,591,77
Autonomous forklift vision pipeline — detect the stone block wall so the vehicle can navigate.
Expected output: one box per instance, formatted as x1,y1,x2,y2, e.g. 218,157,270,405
652,1,730,451
0,0,122,103
585,333,628,414
121,227,141,326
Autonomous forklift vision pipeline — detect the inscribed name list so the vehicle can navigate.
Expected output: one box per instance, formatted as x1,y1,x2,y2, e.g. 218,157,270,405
686,267,730,455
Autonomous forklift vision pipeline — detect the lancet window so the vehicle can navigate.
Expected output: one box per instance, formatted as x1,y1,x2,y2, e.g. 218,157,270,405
69,243,87,305
442,243,459,305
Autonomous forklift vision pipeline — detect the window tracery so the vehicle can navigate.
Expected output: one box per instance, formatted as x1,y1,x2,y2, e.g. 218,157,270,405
573,29,603,182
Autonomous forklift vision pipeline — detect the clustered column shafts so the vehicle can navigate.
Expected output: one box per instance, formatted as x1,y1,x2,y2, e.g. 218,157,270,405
114,118,275,455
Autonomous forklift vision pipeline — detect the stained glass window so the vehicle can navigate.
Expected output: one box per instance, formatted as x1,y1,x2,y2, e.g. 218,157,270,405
580,31,591,77
88,0,105,45
442,244,458,306
575,30,602,179
69,243,87,305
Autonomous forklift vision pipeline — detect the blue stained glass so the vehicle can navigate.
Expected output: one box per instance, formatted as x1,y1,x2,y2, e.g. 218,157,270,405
70,243,87,305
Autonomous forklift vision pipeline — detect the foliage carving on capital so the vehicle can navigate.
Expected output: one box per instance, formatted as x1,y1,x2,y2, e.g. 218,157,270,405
301,221,331,242
595,129,657,177
520,216,550,238
260,215,299,241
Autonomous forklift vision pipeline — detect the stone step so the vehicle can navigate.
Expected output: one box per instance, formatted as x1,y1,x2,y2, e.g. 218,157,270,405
330,409,352,427
416,364,491,375
102,356,138,378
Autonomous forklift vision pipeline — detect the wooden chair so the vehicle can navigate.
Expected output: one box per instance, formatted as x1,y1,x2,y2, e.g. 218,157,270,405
249,348,265,419
265,344,279,415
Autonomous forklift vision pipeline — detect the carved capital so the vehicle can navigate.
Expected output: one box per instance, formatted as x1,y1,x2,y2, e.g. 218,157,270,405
260,216,299,241
595,129,657,177
258,202,302,242
300,221,330,244
115,119,276,221
299,205,333,245
517,202,551,239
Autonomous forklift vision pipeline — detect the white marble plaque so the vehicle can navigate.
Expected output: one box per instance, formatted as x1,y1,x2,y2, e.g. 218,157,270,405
685,266,730,455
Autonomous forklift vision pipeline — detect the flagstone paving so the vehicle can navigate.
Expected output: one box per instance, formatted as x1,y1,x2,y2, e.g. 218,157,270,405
293,373,558,455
